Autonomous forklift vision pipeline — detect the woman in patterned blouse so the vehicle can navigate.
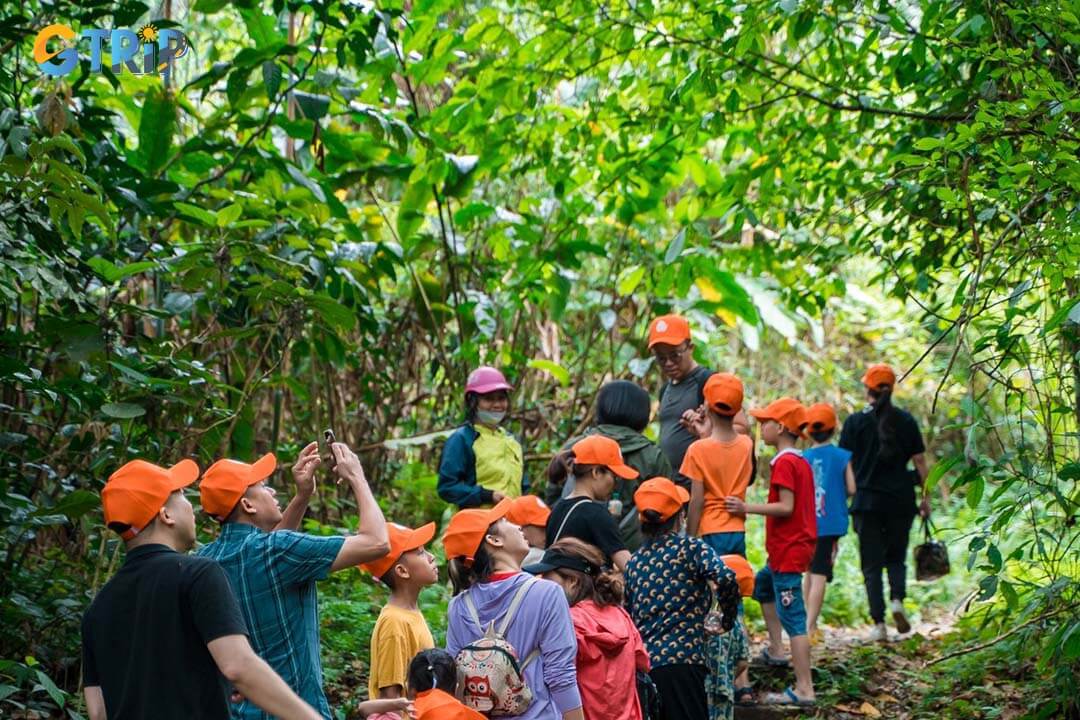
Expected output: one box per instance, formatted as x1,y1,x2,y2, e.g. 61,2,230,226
625,478,740,720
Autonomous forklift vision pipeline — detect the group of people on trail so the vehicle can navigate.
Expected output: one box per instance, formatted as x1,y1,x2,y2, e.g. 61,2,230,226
82,312,932,720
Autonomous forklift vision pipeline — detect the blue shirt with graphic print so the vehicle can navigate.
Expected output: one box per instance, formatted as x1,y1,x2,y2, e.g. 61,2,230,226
802,444,852,537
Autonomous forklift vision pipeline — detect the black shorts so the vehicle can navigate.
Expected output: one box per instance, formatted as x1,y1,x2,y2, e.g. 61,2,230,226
810,535,842,581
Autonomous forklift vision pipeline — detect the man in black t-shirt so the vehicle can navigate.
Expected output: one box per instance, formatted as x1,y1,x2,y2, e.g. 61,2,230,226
648,314,715,480
839,364,932,641
82,459,321,720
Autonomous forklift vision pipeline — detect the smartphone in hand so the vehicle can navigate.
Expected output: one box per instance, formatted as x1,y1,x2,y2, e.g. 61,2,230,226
323,429,337,472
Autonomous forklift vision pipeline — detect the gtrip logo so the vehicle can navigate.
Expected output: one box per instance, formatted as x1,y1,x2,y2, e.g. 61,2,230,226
33,23,189,82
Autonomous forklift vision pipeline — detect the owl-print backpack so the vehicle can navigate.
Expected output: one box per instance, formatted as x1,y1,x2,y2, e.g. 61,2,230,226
455,577,539,716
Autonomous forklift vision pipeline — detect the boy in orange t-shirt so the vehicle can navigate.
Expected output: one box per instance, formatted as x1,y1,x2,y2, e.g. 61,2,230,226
681,372,755,558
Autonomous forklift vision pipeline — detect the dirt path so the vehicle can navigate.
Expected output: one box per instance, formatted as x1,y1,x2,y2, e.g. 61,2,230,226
736,615,964,719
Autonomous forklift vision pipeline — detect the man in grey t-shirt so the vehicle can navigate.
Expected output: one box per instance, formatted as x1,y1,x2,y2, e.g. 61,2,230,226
648,314,714,481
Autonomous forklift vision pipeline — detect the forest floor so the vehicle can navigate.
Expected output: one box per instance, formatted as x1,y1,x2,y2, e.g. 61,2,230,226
740,612,1035,720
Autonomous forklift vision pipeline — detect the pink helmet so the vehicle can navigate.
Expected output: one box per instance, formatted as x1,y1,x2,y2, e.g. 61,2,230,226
465,366,513,395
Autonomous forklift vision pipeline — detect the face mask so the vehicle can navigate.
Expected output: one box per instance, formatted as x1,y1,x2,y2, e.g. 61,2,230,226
476,410,506,426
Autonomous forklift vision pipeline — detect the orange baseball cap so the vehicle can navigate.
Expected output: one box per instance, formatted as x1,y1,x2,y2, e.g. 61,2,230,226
442,498,513,562
805,402,837,432
360,521,437,580
505,495,551,528
720,554,755,597
862,363,896,389
749,397,808,437
415,689,486,720
102,459,200,540
571,435,639,479
647,314,691,348
634,476,690,521
199,453,277,520
703,373,743,416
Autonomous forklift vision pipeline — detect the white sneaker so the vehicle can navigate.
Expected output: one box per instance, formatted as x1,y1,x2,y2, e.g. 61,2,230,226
871,622,888,642
891,599,911,634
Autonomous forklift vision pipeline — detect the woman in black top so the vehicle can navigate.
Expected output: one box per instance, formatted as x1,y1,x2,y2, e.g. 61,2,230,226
838,364,932,640
545,435,639,572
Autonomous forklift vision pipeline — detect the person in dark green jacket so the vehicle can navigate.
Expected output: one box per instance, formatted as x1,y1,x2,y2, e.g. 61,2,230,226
546,380,672,550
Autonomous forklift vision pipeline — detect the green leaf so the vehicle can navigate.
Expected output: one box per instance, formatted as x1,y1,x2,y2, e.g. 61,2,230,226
174,202,217,226
30,490,100,520
308,296,355,331
398,182,432,241
33,669,65,708
925,455,962,492
263,60,282,99
101,402,146,419
285,164,326,202
240,8,284,49
977,574,998,601
664,228,687,264
527,359,570,386
293,91,331,120
217,203,243,227
966,475,985,508
87,258,156,283
617,265,646,296
137,86,177,176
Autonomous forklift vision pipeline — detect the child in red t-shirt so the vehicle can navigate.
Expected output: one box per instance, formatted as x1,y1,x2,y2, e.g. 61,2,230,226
724,397,816,707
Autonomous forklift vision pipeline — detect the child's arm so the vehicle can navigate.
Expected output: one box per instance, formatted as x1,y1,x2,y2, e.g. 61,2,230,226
687,480,705,536
680,446,705,535
357,698,413,718
845,461,856,497
724,488,794,518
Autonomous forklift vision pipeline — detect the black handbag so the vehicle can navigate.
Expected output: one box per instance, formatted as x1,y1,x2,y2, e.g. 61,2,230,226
637,670,662,720
913,517,950,581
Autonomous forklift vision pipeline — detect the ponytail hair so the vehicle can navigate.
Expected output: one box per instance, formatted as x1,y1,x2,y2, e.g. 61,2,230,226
640,507,681,539
408,648,457,695
447,533,496,596
545,537,624,606
545,449,575,488
869,386,901,461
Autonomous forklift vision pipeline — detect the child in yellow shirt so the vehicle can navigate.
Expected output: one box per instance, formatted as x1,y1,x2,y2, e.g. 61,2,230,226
362,522,440,702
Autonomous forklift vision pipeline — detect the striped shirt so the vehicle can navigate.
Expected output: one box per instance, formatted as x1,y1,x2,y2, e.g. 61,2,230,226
196,523,345,719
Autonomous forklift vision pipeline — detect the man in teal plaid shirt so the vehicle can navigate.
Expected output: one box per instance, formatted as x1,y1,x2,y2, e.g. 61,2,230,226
198,441,390,719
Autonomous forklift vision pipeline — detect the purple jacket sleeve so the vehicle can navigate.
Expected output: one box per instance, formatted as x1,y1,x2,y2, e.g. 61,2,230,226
537,583,583,713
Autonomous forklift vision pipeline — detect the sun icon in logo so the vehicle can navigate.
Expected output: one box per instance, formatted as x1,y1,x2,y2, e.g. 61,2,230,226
136,23,159,44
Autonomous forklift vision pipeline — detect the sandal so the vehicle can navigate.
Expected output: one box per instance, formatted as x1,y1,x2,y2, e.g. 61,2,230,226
764,687,816,707
734,686,755,706
757,648,790,667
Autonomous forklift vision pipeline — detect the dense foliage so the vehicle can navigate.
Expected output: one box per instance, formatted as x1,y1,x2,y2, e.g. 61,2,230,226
1,0,1077,716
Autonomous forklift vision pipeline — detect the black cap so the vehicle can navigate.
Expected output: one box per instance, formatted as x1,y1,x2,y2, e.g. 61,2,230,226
523,548,600,576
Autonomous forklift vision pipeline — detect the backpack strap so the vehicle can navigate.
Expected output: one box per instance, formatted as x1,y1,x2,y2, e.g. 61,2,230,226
461,589,483,631
520,648,541,670
497,576,537,636
551,498,589,545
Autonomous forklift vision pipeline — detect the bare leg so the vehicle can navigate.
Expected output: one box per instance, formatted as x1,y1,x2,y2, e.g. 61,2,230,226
789,635,814,700
760,602,785,658
805,573,827,635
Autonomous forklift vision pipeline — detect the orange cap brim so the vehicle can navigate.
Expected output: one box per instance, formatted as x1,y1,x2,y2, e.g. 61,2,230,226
648,334,688,349
361,522,437,577
609,462,639,480
168,458,200,490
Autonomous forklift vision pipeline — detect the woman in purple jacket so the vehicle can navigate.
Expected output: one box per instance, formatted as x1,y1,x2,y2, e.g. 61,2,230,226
443,500,585,720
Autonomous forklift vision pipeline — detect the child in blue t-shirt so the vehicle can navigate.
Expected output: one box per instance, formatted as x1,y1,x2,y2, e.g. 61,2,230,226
801,403,855,640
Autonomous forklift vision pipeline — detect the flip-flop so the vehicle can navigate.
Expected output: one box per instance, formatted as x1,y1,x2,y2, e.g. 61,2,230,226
764,687,815,707
734,686,755,706
758,648,790,667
